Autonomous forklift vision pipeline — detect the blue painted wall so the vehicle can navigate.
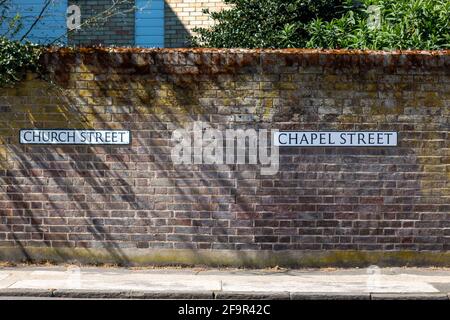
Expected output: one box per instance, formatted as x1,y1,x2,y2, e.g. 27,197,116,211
135,0,164,47
0,0,68,45
1,0,165,47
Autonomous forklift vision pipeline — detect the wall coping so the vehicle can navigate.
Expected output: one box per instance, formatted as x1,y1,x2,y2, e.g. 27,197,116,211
39,47,449,83
44,47,450,56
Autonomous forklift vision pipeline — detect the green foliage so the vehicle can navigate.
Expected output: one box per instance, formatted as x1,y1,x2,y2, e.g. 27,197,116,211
0,1,42,87
0,37,42,87
192,0,346,48
192,0,450,49
305,0,450,50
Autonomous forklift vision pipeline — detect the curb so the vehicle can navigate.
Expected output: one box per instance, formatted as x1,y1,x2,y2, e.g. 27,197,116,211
0,289,448,300
0,289,55,297
291,293,370,300
214,291,290,300
0,289,215,299
370,293,449,300
53,289,214,299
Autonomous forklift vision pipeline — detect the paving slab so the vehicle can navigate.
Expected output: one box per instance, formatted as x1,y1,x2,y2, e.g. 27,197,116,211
220,276,438,293
0,272,9,281
0,266,449,299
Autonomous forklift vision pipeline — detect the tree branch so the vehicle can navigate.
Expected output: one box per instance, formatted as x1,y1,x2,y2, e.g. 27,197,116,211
49,0,140,45
20,0,51,41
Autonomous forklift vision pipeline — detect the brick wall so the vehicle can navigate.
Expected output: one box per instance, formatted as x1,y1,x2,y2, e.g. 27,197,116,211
68,0,135,46
0,48,449,267
165,0,229,47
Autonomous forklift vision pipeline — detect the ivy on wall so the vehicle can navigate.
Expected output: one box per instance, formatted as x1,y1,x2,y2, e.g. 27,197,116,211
0,37,42,87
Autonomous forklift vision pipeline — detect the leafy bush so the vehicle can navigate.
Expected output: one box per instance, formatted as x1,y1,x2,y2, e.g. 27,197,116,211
192,0,346,48
305,0,450,50
192,0,450,49
0,37,42,87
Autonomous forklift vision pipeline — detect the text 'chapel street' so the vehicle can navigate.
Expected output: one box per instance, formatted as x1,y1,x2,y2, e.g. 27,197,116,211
274,131,398,147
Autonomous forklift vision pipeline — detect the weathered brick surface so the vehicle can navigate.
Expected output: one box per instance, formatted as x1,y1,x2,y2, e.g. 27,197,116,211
0,48,449,265
68,0,135,47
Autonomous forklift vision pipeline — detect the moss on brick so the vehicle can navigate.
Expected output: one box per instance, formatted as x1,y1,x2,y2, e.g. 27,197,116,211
2,247,450,268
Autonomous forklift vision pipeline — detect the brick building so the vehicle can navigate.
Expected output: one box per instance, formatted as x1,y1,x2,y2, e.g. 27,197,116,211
0,0,226,47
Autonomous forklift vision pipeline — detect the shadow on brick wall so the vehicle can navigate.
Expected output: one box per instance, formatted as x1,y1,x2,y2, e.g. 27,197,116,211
0,50,259,265
164,1,191,48
0,49,448,267
0,76,137,264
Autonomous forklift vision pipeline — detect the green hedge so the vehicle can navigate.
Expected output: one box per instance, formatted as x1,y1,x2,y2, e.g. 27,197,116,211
192,0,450,49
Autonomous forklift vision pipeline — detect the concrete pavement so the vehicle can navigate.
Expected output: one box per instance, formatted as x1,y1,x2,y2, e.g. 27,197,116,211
0,266,450,299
